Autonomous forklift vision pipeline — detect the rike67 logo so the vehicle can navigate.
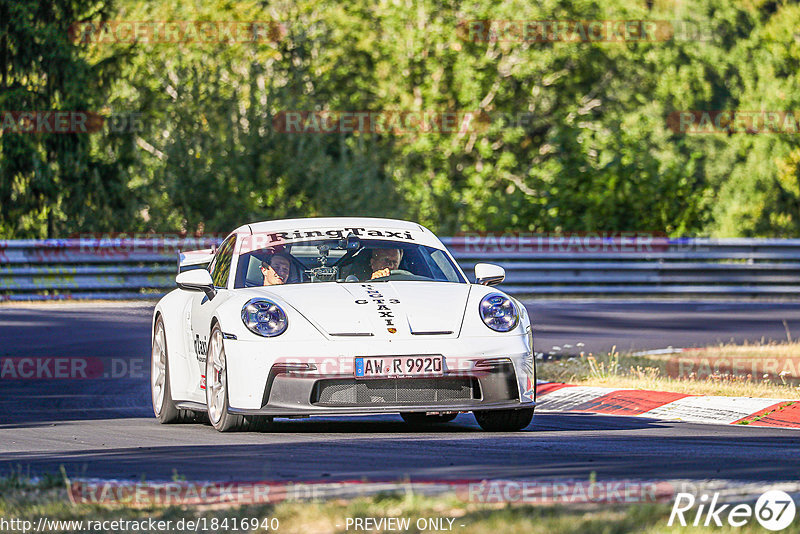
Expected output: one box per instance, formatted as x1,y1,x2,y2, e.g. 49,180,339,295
669,490,796,531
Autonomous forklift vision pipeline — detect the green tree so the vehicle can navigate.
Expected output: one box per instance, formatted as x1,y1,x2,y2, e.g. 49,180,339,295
0,0,138,238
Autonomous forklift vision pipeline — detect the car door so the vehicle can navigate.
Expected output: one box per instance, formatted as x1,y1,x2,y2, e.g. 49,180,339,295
189,234,236,382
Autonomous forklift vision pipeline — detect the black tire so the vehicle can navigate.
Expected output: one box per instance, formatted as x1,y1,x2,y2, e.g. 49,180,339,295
473,408,534,431
242,415,274,432
205,324,273,432
401,412,458,425
151,317,196,424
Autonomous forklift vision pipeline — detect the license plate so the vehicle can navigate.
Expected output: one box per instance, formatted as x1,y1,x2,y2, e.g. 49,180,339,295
354,355,444,378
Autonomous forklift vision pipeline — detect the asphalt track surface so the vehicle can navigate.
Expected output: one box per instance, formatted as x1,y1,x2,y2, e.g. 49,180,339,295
2,301,800,483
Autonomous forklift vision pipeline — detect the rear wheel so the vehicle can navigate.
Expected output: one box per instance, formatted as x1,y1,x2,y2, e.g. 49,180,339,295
473,408,534,432
206,325,271,432
151,317,195,423
401,412,458,425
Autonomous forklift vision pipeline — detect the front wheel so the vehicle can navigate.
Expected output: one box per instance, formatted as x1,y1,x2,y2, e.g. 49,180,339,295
206,325,243,431
206,325,271,432
473,408,534,432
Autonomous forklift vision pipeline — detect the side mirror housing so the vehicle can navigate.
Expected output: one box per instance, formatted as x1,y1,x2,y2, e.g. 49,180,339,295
474,263,505,286
176,269,216,300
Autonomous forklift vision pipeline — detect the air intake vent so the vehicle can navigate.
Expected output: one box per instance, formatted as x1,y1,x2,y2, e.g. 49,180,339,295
312,377,479,406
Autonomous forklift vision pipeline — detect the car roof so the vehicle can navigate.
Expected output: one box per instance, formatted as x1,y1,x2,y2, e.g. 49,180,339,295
236,217,430,235
229,217,448,251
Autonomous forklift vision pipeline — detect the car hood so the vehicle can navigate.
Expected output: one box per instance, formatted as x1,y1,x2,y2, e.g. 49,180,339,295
241,282,472,339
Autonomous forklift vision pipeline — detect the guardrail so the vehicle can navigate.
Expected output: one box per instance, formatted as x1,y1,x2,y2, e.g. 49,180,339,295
441,236,800,297
2,237,800,300
0,238,218,301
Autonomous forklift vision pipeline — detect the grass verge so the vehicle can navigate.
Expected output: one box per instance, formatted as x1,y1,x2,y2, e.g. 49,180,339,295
538,341,800,398
1,479,797,534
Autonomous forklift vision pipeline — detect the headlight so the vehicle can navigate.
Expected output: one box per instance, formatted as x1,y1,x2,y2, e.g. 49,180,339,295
479,293,518,332
241,298,288,337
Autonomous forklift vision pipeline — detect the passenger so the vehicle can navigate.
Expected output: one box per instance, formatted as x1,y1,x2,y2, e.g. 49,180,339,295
261,254,292,286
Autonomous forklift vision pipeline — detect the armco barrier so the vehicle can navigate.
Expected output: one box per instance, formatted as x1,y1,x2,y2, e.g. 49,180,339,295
442,236,800,296
0,238,218,301
1,237,800,300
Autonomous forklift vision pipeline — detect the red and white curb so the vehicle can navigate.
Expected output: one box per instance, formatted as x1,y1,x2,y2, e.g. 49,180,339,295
535,383,800,428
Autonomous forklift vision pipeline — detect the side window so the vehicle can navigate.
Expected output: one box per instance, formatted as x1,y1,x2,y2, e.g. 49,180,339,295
210,236,236,288
429,249,460,282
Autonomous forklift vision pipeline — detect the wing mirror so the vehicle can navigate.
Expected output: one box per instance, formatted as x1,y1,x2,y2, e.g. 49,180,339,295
474,263,505,286
176,269,216,300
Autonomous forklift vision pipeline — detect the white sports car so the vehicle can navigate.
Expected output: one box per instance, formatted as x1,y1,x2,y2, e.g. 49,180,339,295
151,217,536,432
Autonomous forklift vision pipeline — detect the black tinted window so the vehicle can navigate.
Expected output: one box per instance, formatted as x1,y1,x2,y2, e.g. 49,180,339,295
233,239,465,288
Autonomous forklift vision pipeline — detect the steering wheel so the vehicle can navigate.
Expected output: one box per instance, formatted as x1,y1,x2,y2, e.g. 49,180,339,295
369,269,415,281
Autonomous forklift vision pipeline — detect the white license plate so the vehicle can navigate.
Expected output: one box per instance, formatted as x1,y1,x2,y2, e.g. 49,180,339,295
354,355,444,378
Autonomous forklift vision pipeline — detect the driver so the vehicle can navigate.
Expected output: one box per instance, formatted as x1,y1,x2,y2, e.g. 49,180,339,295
369,248,403,280
261,253,292,286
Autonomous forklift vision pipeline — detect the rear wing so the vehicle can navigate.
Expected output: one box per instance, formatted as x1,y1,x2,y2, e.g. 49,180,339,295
177,248,215,273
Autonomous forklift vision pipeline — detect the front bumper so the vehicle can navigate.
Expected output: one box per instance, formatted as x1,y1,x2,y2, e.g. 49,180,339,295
223,335,536,416
229,362,533,416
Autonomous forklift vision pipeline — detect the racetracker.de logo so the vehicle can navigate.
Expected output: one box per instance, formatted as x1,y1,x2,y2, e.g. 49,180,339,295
448,232,683,254
464,480,675,504
66,478,675,507
0,111,105,134
668,111,800,134
666,355,800,383
272,111,490,135
74,233,225,256
270,355,499,378
458,20,712,42
0,357,145,380
68,21,286,44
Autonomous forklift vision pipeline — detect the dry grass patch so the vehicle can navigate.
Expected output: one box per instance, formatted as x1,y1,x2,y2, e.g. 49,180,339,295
539,342,800,399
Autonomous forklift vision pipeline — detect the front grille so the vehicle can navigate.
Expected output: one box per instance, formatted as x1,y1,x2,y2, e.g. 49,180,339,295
312,377,479,406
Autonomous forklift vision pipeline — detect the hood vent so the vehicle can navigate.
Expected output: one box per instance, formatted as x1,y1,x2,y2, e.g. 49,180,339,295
410,330,453,336
329,332,374,337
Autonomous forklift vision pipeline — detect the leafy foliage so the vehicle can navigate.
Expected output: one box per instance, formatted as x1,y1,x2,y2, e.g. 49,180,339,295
2,0,799,237
0,0,136,237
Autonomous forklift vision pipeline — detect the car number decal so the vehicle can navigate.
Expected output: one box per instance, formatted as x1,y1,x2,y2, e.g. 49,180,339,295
355,284,401,332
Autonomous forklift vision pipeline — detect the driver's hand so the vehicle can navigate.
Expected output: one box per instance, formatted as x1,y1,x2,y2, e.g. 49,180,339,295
371,268,391,279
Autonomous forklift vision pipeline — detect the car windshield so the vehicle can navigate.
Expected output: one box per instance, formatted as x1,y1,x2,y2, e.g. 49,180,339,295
233,238,465,288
